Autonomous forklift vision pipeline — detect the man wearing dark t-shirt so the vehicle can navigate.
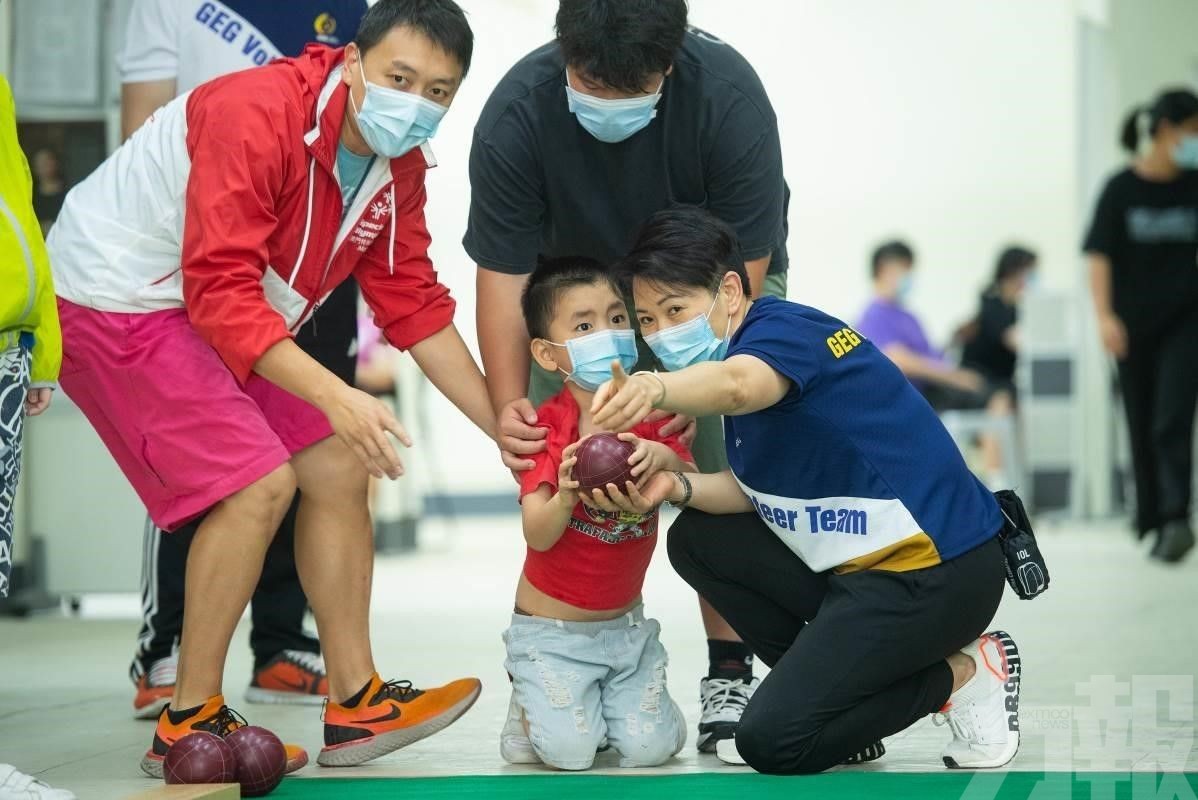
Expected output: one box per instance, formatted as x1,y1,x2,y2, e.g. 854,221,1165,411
464,0,790,752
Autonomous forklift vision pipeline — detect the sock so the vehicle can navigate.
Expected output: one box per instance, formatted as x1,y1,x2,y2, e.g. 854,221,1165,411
707,639,753,681
165,702,206,725
339,675,376,708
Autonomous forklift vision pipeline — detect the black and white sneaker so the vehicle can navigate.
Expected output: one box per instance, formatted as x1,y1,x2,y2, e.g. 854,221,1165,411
698,677,757,752
715,736,886,767
935,630,1021,769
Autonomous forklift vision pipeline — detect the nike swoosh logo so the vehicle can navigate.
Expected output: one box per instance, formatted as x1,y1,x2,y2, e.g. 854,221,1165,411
275,677,309,691
354,705,402,724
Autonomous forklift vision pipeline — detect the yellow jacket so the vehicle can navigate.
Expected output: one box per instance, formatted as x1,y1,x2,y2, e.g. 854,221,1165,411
0,75,60,386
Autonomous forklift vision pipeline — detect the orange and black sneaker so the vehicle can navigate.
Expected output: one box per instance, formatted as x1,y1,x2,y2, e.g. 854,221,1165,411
132,655,176,720
246,650,329,706
139,695,309,778
317,673,482,767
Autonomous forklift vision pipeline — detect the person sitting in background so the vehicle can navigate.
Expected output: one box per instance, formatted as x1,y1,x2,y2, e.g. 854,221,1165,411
30,148,67,237
857,240,1014,487
501,256,693,771
960,246,1037,397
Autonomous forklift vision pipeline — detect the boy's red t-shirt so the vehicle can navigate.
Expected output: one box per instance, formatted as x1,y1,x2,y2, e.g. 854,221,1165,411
518,388,694,611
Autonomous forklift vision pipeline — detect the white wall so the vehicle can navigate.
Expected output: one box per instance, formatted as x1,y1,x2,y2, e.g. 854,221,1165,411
420,0,1081,495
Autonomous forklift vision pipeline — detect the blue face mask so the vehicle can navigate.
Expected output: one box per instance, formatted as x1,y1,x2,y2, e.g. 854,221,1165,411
350,57,448,159
1173,135,1198,169
896,273,915,303
643,294,730,371
565,74,663,144
548,328,639,391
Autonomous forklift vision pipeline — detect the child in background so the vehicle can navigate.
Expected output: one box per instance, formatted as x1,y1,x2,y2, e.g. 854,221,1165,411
500,257,694,770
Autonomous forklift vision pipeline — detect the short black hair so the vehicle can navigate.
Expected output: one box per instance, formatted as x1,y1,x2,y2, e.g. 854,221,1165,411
355,0,473,77
522,256,622,340
1121,88,1198,153
993,245,1037,285
555,0,688,94
870,240,914,279
619,206,751,298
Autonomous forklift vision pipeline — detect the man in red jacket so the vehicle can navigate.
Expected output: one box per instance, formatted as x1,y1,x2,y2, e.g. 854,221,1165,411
46,0,494,775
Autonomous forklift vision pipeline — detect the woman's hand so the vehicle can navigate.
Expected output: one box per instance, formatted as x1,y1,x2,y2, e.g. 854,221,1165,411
648,410,697,448
556,440,583,506
592,362,662,432
583,471,681,516
1098,311,1128,359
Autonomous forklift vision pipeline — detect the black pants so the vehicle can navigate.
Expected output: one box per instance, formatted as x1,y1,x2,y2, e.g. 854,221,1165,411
131,279,359,680
667,509,1005,774
1116,309,1198,536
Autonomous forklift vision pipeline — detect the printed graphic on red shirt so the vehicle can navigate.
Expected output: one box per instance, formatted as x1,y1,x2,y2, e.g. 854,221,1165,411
566,502,657,545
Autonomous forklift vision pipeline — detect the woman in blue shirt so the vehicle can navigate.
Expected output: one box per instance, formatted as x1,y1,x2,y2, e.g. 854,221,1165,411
589,207,1022,774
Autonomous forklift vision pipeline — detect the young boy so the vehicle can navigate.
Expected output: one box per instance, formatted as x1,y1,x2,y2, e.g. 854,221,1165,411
500,257,694,771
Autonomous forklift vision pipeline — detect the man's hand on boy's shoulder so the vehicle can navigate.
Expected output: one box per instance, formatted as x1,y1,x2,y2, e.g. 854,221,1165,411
498,396,548,477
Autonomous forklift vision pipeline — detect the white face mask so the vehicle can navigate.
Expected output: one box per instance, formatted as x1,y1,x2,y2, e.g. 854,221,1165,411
564,73,664,143
348,56,447,158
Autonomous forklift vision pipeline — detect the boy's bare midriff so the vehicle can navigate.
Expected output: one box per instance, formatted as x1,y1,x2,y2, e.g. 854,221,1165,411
515,572,643,622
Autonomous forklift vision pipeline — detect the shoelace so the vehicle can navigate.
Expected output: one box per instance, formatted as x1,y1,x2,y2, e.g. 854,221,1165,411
374,679,422,704
196,706,248,737
932,708,976,744
282,649,325,675
148,654,178,687
701,678,754,713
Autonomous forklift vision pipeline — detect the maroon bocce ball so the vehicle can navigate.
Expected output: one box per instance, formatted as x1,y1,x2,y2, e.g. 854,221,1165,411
574,433,636,493
163,732,236,785
225,725,286,797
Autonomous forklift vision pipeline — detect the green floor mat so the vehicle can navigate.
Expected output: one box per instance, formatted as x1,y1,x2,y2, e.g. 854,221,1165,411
269,771,1198,800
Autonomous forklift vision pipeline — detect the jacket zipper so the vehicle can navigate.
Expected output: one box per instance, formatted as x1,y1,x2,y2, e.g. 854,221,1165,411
288,160,392,334
0,194,37,326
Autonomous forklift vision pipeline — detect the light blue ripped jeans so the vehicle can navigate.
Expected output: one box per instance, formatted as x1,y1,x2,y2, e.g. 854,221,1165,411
502,605,686,770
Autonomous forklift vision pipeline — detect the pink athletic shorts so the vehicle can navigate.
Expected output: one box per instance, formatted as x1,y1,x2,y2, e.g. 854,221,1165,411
56,298,333,531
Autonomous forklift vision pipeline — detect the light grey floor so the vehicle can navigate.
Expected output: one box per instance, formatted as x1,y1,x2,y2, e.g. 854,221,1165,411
1,515,1195,799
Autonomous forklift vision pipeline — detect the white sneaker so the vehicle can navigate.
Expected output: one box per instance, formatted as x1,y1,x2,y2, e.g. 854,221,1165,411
0,765,76,800
499,693,541,765
715,737,748,766
698,676,757,752
935,630,1021,769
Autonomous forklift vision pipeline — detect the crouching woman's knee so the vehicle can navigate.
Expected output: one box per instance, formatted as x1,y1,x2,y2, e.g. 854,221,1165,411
735,705,826,775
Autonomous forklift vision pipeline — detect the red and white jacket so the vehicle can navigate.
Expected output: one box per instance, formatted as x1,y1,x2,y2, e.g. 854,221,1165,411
48,45,454,383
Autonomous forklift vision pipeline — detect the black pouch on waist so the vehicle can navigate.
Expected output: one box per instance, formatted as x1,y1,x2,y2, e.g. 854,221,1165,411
993,489,1050,599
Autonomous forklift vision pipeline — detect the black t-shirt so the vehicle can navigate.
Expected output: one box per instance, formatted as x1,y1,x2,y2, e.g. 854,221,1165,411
463,28,789,278
33,187,66,225
1083,167,1198,335
295,276,358,385
961,292,1017,382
